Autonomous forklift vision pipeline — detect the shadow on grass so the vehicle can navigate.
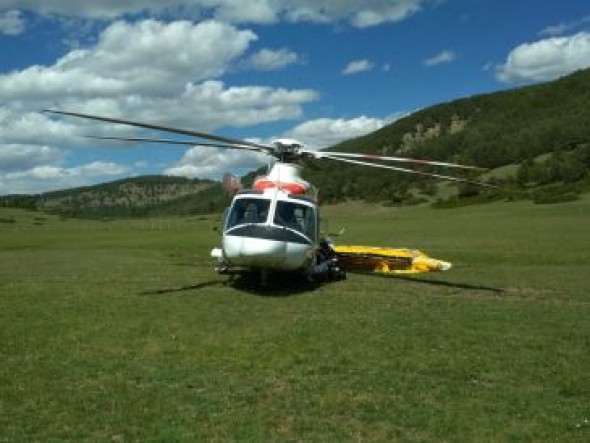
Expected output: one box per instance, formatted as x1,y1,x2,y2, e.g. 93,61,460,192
381,274,505,294
140,280,225,295
230,271,324,297
140,271,326,297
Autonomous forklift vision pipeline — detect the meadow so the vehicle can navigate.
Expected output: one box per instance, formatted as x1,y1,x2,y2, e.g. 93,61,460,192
1,197,589,441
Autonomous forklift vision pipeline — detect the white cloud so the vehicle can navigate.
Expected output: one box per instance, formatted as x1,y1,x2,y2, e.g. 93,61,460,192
0,2,426,194
283,0,425,27
538,23,570,38
343,59,374,75
0,9,25,35
0,109,81,148
242,48,300,71
162,115,392,179
0,145,62,172
423,50,456,67
0,1,170,20
538,15,590,37
284,116,388,149
15,162,125,180
210,0,279,24
75,161,128,176
0,20,257,101
0,20,317,131
0,162,128,194
496,31,590,83
0,18,322,194
172,80,318,129
164,148,267,179
5,0,428,27
350,1,423,27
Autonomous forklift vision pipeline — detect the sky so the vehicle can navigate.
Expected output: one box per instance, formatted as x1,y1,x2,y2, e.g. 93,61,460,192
1,0,590,195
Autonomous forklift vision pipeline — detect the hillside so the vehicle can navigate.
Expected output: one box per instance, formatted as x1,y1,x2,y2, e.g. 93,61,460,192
307,68,590,204
0,175,231,218
2,68,590,217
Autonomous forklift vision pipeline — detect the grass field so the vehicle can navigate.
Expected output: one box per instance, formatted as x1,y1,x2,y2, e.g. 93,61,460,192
1,197,589,441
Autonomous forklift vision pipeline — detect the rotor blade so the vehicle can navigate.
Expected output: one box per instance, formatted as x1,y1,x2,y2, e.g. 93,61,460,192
43,109,273,153
307,150,486,171
84,135,264,152
320,154,498,188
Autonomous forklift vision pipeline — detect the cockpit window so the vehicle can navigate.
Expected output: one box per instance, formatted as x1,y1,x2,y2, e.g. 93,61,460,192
273,201,317,240
226,198,270,228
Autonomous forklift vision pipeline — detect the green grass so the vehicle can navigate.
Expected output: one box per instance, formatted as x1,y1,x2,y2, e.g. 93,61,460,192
1,199,589,441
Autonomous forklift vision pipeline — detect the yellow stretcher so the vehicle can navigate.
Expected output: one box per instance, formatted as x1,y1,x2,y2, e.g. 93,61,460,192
332,245,452,275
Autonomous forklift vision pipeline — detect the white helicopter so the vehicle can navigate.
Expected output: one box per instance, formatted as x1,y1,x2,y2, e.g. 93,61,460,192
44,110,492,284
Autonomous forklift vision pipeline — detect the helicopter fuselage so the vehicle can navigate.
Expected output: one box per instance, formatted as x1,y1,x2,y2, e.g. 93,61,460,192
211,163,321,274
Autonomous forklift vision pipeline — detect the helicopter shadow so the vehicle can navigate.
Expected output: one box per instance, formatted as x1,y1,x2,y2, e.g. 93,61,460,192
373,273,505,294
140,279,225,296
139,272,325,297
229,271,324,297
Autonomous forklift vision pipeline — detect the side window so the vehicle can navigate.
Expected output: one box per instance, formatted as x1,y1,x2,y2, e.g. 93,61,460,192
273,202,297,229
222,207,230,229
303,206,317,241
273,201,317,240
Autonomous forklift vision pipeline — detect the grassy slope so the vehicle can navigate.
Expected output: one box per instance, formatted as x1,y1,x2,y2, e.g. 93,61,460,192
0,200,589,441
308,68,590,204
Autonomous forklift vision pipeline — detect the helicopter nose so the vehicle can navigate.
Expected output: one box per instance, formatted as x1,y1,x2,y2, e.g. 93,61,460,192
223,235,288,266
240,237,288,262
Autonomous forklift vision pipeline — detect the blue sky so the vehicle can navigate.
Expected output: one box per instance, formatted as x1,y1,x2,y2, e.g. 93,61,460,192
1,0,589,194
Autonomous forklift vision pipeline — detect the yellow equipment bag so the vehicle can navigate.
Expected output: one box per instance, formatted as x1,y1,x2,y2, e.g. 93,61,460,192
333,245,451,275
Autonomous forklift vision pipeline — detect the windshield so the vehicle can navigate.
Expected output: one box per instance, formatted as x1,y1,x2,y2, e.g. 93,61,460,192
273,201,317,240
226,198,270,228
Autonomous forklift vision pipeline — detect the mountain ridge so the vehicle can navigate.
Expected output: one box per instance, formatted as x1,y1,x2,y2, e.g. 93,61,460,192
2,68,590,217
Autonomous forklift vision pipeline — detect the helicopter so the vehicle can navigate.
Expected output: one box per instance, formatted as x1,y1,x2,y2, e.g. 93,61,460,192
43,109,493,284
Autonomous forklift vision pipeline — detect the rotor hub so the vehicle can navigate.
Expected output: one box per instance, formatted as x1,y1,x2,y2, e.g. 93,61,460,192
271,138,304,162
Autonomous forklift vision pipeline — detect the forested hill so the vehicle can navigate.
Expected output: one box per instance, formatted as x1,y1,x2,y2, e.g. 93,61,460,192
307,67,590,204
2,68,590,217
0,176,230,218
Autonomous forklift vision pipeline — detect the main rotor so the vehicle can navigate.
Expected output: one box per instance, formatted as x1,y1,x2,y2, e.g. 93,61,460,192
43,109,496,188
